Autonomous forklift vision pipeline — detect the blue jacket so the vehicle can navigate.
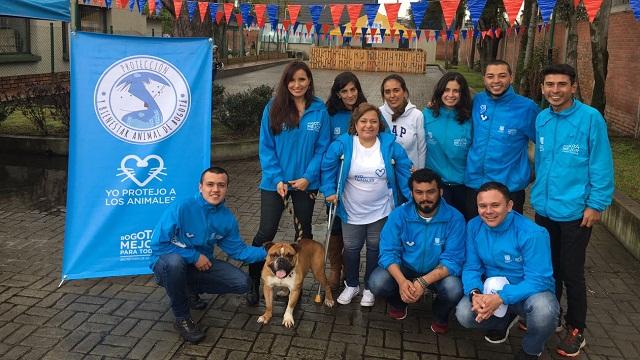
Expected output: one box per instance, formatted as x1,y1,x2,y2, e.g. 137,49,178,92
531,100,614,221
465,87,539,191
320,132,412,223
378,198,466,276
259,96,331,191
149,194,266,268
462,212,555,305
330,110,351,141
423,107,472,185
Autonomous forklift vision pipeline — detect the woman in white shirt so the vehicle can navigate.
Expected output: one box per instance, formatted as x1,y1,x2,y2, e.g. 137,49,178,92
321,103,412,307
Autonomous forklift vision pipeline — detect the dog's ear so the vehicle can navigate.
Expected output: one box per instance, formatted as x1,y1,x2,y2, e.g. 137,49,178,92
291,242,301,254
263,242,275,251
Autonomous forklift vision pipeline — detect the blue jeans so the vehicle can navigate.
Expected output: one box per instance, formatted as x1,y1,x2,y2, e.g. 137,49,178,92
456,291,560,355
153,253,251,319
368,266,463,324
341,217,387,288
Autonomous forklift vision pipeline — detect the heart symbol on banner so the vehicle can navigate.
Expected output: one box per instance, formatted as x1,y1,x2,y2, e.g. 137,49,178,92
375,168,385,177
119,154,165,187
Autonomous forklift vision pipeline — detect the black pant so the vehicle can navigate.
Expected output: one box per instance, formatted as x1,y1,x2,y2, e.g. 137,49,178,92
249,189,318,280
465,188,525,220
535,214,591,331
442,183,470,220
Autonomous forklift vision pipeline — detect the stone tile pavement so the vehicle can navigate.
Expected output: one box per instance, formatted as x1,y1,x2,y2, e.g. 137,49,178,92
1,157,639,360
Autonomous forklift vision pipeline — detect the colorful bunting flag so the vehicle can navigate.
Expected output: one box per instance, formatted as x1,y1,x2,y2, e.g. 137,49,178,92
468,0,488,27
173,0,182,19
347,4,363,28
129,0,135,12
137,0,146,13
631,0,640,20
385,3,401,29
198,2,208,23
309,4,323,26
209,3,218,24
583,0,603,21
255,4,266,28
364,4,380,28
267,4,279,29
223,3,234,24
148,0,154,14
503,0,523,25
236,13,243,27
330,4,345,27
440,0,461,28
240,3,252,27
538,0,558,23
410,1,428,29
215,9,223,24
339,25,346,37
288,4,302,25
186,1,197,22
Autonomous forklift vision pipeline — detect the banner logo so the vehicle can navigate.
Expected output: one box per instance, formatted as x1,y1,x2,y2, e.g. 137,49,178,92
94,55,191,144
117,154,167,187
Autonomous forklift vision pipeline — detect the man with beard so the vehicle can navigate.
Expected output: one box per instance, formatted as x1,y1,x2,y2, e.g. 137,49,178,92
369,168,465,333
464,60,539,218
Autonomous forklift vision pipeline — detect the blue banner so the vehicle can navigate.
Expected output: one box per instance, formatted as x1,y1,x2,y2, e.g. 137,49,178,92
62,32,212,281
0,0,70,22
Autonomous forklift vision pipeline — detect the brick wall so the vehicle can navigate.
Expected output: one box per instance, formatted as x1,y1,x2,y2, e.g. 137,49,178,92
0,72,70,97
438,10,640,137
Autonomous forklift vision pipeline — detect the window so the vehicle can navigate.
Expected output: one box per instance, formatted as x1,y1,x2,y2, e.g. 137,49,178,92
0,16,30,54
79,5,107,33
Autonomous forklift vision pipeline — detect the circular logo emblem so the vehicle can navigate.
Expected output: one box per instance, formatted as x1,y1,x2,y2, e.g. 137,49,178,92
94,55,191,144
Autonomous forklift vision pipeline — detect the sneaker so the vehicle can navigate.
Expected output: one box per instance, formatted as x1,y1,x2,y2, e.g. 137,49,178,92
337,282,360,305
484,314,518,344
388,305,408,320
430,321,449,335
174,318,205,343
189,294,207,310
360,289,375,307
556,326,586,357
513,349,539,360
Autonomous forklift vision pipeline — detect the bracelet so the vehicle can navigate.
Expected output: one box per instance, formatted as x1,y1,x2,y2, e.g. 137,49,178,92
414,276,429,290
469,289,481,302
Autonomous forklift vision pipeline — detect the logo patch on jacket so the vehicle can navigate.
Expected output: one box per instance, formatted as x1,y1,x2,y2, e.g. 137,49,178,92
307,121,321,132
433,237,443,246
561,144,580,155
504,254,512,263
406,241,415,247
539,137,544,152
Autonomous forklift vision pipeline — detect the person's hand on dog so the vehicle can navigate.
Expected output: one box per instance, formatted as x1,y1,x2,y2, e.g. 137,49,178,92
288,178,309,191
399,278,419,303
277,181,288,198
195,254,212,271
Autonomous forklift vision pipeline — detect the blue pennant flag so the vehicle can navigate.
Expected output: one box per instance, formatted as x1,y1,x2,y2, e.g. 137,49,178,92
247,14,255,27
467,0,488,27
186,1,197,22
416,29,422,40
104,0,112,9
129,0,135,12
155,0,163,15
361,27,368,37
267,4,279,30
410,1,428,29
137,0,147,13
473,26,480,38
240,3,252,27
435,30,440,41
315,23,322,36
309,4,323,26
380,28,386,41
447,30,453,41
538,0,557,23
364,4,380,28
209,2,219,23
339,25,346,37
632,0,640,20
398,29,404,39
293,22,300,33
461,29,467,39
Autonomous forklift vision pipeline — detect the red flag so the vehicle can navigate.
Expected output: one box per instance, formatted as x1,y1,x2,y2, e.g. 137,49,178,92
305,22,313,34
224,3,234,24
236,13,243,28
255,4,266,28
583,0,603,22
322,23,330,35
454,30,459,41
439,0,461,29
384,3,401,29
347,4,363,28
350,26,357,37
148,0,156,13
502,0,523,25
118,0,127,9
330,4,345,28
198,2,208,23
495,28,502,38
288,4,302,25
487,29,494,38
390,28,396,37
406,29,412,39
173,0,183,19
215,10,224,24
283,19,291,30
370,28,377,36
481,30,487,39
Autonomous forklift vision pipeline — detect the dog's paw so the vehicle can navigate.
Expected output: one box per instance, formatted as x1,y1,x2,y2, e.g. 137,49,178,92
324,298,335,308
282,313,295,328
257,314,270,325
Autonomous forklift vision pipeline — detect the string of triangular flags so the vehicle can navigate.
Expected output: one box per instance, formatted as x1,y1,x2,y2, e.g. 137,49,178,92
81,0,640,41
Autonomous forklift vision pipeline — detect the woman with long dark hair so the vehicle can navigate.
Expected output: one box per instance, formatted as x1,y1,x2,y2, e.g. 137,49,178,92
379,74,426,171
246,61,331,305
423,72,472,218
323,71,367,289
321,103,411,307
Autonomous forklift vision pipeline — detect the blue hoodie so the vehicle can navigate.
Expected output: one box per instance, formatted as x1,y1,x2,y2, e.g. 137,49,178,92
149,194,266,268
423,107,472,185
462,212,555,305
531,100,614,221
259,96,331,191
378,198,466,277
465,87,539,191
330,110,351,141
320,132,412,223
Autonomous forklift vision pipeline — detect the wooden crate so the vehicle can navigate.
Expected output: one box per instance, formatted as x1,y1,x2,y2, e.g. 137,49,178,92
310,47,426,73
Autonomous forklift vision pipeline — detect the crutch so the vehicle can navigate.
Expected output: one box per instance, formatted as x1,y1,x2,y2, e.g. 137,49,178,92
314,154,345,303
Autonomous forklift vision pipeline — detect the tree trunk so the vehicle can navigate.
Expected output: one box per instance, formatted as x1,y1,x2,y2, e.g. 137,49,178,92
519,0,537,95
565,3,582,100
469,33,477,69
589,0,611,115
514,0,532,92
451,0,466,66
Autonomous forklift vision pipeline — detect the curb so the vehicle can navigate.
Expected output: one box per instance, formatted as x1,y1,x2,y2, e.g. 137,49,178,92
602,191,640,261
215,58,294,79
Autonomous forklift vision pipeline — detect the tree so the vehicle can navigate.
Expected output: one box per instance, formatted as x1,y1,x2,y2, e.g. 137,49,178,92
589,0,612,115
514,0,533,93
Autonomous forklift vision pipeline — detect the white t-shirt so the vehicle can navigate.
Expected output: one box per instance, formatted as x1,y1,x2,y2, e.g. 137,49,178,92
342,136,393,225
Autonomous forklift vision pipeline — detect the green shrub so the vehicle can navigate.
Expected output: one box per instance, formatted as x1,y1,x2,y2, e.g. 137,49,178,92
0,93,18,124
216,85,273,137
15,84,53,135
49,84,70,131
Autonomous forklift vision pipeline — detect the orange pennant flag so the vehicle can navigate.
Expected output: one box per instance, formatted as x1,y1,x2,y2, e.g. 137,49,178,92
384,3,401,29
215,10,224,24
502,0,523,25
173,0,183,19
583,0,603,22
288,4,302,25
439,0,461,29
148,0,156,13
255,4,266,28
330,4,345,28
198,2,208,23
224,3,234,24
347,4,363,28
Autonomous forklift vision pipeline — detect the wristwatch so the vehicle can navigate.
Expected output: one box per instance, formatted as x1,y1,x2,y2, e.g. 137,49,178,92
469,288,481,302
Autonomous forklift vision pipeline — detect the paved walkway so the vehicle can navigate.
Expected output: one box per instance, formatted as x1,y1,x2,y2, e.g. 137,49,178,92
1,157,639,360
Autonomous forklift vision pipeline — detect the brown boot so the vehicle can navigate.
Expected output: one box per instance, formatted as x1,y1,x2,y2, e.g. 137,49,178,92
326,235,344,289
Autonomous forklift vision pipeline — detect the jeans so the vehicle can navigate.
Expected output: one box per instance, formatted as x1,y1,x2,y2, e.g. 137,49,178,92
249,189,318,280
368,266,463,324
456,291,559,355
442,183,470,220
341,217,387,288
465,187,525,219
153,253,251,319
535,214,591,331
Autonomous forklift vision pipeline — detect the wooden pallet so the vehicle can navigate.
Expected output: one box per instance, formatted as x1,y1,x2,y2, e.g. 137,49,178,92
310,47,426,73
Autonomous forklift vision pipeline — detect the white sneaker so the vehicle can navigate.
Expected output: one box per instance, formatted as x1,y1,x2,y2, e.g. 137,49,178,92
337,282,360,305
360,289,375,307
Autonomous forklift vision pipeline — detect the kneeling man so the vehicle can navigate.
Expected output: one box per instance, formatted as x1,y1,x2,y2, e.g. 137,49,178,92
369,168,465,333
150,166,266,343
456,182,559,360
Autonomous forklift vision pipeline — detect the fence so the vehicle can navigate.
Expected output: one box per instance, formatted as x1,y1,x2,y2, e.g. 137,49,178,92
310,47,427,73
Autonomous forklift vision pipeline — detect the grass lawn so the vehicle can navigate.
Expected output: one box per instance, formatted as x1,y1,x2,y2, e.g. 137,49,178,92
610,136,640,203
0,110,68,137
